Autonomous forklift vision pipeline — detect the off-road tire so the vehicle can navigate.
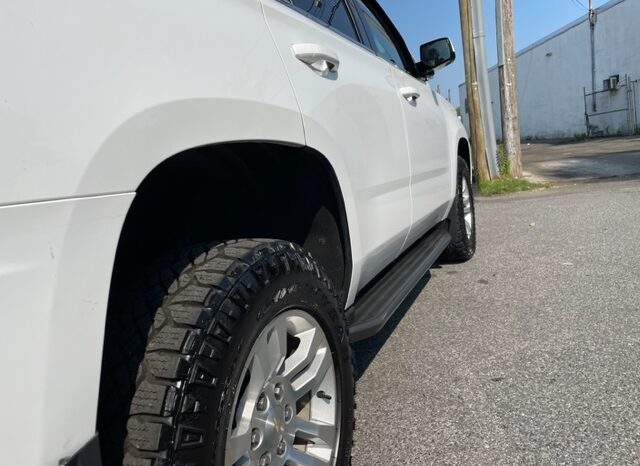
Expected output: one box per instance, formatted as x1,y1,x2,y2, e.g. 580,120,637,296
441,157,476,262
113,239,354,465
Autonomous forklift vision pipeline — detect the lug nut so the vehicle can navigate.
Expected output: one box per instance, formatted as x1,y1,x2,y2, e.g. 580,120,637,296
251,428,261,450
276,438,287,456
259,452,272,466
274,383,284,401
284,405,293,423
257,393,268,412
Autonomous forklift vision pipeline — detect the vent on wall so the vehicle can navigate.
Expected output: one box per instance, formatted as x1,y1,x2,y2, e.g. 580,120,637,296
603,74,620,91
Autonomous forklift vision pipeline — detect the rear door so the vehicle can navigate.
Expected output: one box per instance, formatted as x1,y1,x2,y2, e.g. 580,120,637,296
262,0,412,290
350,0,452,249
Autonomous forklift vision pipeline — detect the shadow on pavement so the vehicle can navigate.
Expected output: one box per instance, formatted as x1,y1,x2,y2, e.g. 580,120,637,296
530,152,640,181
522,137,640,182
351,272,432,381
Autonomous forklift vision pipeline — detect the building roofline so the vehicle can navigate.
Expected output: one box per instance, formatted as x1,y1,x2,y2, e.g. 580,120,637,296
458,0,627,88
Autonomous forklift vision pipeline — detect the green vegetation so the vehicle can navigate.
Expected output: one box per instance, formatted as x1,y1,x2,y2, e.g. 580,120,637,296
479,177,550,196
477,143,550,196
496,143,509,176
573,133,588,142
634,126,640,136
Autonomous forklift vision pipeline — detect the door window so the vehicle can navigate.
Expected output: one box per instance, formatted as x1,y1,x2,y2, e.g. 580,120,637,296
288,0,360,42
351,0,406,70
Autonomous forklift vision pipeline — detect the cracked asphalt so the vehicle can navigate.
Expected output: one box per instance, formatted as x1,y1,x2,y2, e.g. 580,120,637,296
351,178,640,465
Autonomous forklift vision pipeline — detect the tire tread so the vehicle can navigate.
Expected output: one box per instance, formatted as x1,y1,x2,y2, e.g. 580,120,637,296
116,239,353,466
441,157,476,262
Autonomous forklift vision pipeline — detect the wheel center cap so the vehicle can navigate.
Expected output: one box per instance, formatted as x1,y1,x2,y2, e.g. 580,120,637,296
273,415,284,435
263,403,288,450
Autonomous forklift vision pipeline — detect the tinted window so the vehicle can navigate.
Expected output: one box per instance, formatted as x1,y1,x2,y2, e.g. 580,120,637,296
290,0,359,42
352,0,406,69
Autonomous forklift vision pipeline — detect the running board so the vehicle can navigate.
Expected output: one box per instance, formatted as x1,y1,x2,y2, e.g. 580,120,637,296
346,222,451,342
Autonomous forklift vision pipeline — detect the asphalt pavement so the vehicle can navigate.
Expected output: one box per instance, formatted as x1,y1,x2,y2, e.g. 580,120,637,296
351,178,640,465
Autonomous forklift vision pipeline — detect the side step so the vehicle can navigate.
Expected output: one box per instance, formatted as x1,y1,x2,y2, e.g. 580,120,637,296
346,222,451,342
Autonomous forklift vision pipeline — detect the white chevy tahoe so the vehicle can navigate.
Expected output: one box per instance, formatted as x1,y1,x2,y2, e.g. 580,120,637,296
0,1,476,465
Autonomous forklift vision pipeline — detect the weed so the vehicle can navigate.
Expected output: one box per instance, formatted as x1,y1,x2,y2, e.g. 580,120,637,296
479,178,550,196
496,143,510,176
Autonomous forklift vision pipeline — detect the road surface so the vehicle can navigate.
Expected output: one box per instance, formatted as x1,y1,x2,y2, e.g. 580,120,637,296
352,178,640,465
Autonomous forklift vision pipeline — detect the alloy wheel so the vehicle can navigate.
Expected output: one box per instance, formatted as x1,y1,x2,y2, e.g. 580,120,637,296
225,310,340,466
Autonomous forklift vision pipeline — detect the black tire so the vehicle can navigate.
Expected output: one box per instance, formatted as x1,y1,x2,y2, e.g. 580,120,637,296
441,157,476,262
112,239,354,466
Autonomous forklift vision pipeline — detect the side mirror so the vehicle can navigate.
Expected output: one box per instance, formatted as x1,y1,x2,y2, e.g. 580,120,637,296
417,37,456,79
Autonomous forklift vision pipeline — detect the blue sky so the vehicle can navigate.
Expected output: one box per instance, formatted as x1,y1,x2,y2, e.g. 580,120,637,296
379,0,610,106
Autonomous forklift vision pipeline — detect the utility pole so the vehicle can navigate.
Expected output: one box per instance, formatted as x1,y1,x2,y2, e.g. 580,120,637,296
471,0,499,178
496,0,523,178
459,0,490,182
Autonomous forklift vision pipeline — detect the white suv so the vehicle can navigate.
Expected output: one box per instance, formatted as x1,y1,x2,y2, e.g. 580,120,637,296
0,1,475,465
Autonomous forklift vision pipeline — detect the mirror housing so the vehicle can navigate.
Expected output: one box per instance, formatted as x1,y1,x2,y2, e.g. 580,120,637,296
417,37,456,79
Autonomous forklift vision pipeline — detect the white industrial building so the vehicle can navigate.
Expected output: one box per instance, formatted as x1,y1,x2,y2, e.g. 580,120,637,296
460,0,640,140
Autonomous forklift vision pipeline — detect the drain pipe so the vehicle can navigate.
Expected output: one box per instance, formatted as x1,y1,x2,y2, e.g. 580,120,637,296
589,1,597,112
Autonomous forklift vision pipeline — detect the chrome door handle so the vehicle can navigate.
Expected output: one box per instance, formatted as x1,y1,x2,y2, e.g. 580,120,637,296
400,87,421,101
292,43,340,74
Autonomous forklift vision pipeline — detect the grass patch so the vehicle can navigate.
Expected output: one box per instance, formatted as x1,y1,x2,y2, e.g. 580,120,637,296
479,177,550,196
479,142,550,196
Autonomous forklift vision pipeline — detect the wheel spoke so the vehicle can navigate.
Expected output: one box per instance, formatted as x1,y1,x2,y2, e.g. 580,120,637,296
225,430,252,466
286,448,332,466
266,317,288,376
291,347,332,400
252,319,287,380
233,352,269,433
283,327,323,380
294,418,337,446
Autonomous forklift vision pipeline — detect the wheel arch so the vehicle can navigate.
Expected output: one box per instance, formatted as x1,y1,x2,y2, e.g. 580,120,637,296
96,139,355,463
458,137,473,182
108,140,353,304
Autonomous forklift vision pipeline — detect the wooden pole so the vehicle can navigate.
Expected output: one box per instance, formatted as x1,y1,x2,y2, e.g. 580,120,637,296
459,0,490,182
496,0,523,178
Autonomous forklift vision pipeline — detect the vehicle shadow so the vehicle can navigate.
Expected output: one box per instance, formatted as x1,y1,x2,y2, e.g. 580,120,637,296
351,271,433,381
529,152,640,181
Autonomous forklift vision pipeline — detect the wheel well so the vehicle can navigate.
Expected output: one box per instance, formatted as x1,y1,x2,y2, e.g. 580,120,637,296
458,138,471,175
110,142,352,301
97,142,351,464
